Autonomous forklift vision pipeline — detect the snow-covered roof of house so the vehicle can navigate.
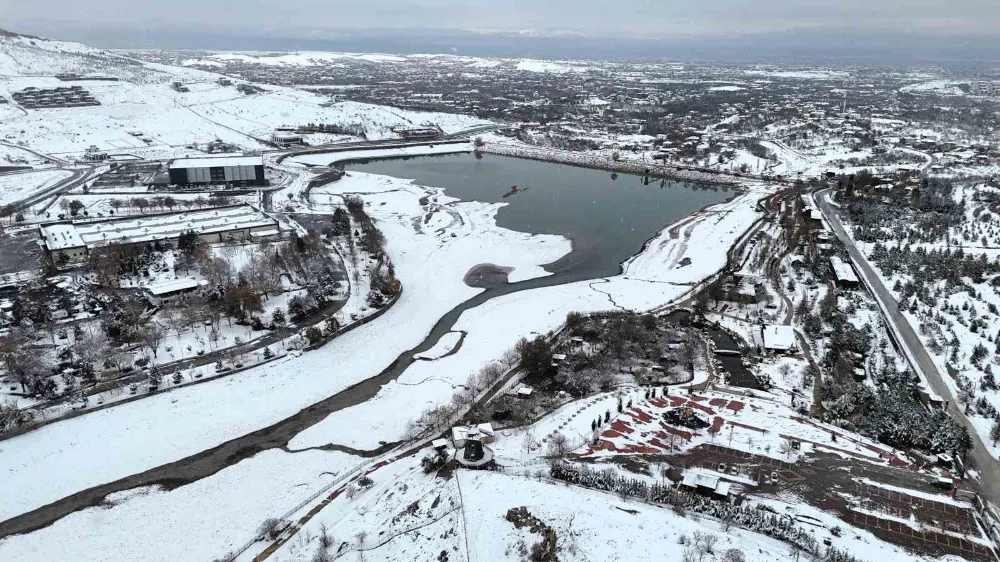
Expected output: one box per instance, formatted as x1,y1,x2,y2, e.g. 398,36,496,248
431,438,449,449
41,205,278,251
144,278,207,296
830,256,860,284
762,325,798,352
39,223,86,251
168,155,263,169
452,423,495,443
680,472,732,496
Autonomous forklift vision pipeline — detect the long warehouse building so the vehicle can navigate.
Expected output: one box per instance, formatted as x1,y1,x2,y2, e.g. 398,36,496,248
168,155,266,187
39,204,280,263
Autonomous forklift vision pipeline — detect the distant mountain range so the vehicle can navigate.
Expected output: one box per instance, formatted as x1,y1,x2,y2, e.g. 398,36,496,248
9,25,1000,66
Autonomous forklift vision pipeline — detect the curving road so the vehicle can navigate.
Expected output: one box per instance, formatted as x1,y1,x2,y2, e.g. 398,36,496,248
814,188,1000,505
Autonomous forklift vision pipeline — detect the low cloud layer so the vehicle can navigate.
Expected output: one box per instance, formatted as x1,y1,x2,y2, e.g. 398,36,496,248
4,0,998,38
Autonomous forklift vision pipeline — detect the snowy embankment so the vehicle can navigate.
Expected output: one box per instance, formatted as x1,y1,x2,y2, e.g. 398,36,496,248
286,142,473,168
0,168,72,206
0,449,361,562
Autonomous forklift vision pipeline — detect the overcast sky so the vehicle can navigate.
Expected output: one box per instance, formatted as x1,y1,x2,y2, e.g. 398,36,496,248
3,0,999,39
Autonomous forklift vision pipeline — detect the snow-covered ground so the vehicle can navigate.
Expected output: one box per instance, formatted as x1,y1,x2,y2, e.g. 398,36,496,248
0,448,361,562
0,168,72,206
259,448,921,562
0,36,490,162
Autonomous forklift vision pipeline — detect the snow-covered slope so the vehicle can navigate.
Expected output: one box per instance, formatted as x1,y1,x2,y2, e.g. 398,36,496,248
0,29,208,84
0,29,491,160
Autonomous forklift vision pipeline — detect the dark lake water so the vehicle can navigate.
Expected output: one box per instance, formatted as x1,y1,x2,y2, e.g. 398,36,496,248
347,153,734,281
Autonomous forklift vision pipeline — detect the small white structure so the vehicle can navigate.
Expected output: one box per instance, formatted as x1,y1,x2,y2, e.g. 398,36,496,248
271,132,304,147
451,422,495,448
144,278,208,306
680,472,732,499
761,324,798,354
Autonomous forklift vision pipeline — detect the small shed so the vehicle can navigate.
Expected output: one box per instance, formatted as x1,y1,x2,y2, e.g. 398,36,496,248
680,472,732,499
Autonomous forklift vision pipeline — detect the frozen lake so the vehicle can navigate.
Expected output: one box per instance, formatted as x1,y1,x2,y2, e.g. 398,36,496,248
348,153,734,282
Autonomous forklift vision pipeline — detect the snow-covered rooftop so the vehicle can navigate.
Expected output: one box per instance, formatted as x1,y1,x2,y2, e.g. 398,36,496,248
762,324,798,352
38,223,85,250
168,155,263,169
40,205,277,251
830,256,860,284
144,278,208,296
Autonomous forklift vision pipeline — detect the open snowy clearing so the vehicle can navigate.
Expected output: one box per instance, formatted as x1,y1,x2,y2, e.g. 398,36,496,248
0,168,72,206
0,449,360,562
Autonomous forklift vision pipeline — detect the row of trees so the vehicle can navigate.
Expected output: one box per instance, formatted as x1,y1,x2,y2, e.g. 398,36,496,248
549,461,863,562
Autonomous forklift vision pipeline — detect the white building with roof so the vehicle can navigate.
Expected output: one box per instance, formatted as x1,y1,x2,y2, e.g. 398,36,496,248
39,204,280,263
144,278,209,306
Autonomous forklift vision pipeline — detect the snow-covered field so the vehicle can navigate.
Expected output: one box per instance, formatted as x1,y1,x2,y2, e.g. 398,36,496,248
0,168,72,206
258,447,921,562
0,449,361,562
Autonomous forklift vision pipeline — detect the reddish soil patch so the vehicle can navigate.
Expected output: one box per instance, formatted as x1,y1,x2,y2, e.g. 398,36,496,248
690,394,709,402
610,420,634,434
666,395,687,408
687,401,717,416
600,429,623,439
726,400,745,412
628,408,653,424
709,398,727,407
657,425,693,441
622,444,660,454
710,416,725,434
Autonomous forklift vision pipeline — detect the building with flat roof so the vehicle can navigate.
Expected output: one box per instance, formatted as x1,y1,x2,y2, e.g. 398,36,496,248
39,205,280,263
167,155,266,187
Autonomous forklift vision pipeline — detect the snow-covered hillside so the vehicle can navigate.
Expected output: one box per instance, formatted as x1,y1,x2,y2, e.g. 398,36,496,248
0,30,491,160
0,29,209,84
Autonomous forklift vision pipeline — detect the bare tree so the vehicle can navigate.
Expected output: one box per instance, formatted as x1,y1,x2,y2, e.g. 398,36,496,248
202,258,233,289
778,437,796,460
74,329,109,376
243,251,280,299
721,549,746,562
139,323,167,360
547,432,570,456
